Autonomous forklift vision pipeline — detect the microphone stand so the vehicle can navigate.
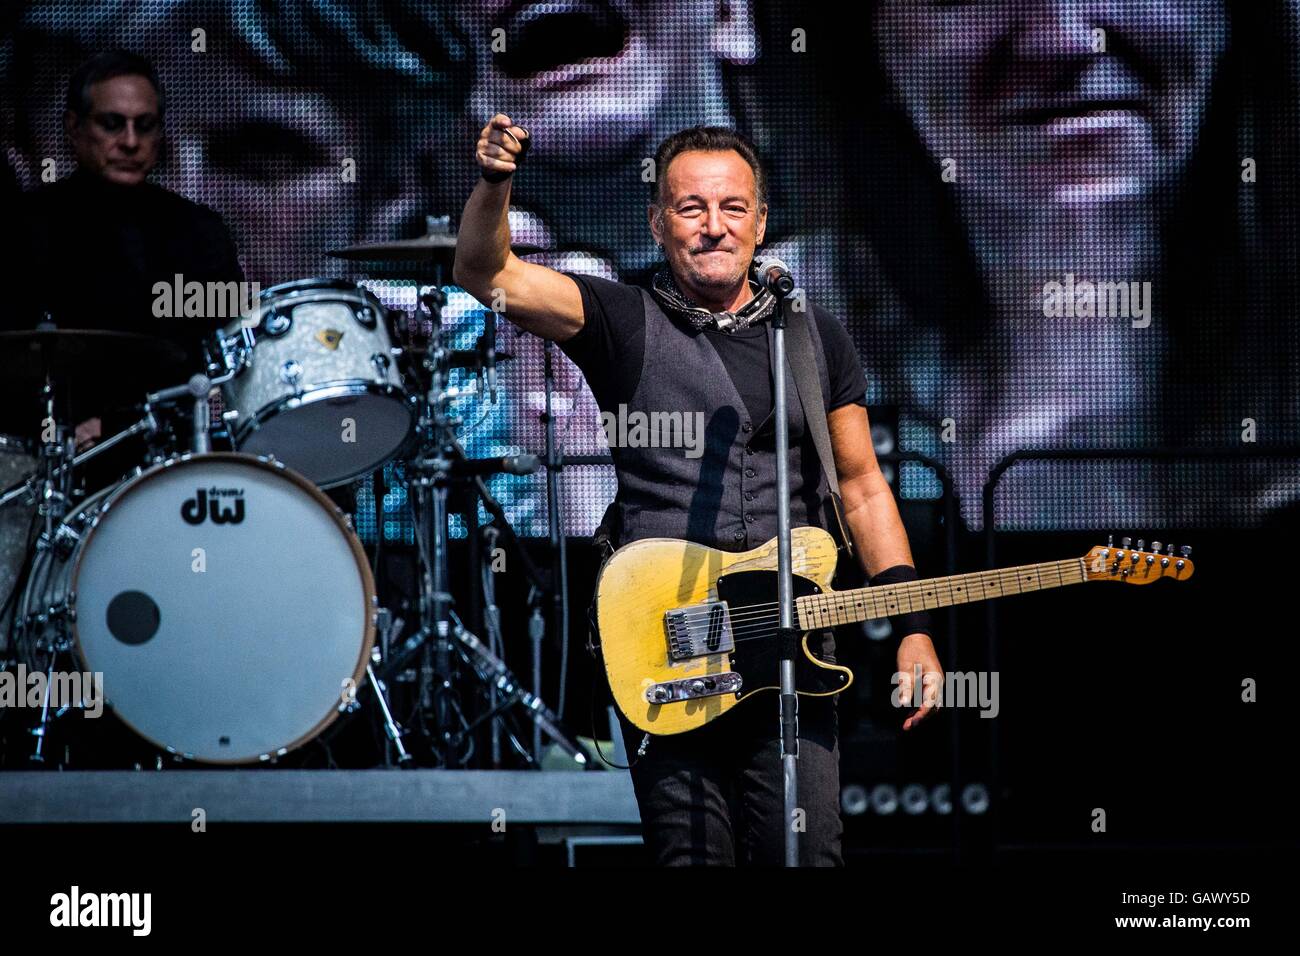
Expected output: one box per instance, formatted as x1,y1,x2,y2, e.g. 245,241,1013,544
540,339,570,763
770,286,800,867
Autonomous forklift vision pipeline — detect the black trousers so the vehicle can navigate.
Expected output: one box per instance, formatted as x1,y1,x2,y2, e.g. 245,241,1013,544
617,685,843,867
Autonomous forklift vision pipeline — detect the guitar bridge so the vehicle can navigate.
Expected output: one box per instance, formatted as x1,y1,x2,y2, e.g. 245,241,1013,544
646,672,743,704
664,602,736,661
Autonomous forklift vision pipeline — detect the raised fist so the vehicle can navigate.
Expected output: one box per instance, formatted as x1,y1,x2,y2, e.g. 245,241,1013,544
476,113,530,182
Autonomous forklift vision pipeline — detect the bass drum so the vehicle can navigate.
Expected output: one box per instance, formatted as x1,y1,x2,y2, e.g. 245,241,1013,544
18,453,376,764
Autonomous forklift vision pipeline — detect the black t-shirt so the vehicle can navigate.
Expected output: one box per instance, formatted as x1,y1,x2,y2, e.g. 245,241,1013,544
2,169,243,474
558,272,868,427
7,167,243,362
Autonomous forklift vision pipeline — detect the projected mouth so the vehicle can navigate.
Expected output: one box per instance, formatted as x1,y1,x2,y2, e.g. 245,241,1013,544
1001,62,1151,129
1008,99,1147,126
495,0,628,79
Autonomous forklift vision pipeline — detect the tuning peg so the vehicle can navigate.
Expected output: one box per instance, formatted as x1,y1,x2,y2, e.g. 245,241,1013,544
1166,543,1175,556
1151,541,1162,554
1107,534,1114,548
1179,545,1192,558
1121,537,1132,549
1136,539,1145,552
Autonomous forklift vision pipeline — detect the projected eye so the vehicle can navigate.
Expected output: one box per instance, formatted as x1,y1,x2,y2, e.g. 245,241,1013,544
207,120,327,183
93,113,126,133
135,114,160,134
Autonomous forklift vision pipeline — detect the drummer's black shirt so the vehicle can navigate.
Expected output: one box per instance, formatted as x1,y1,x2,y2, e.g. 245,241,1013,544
2,168,242,461
8,166,243,349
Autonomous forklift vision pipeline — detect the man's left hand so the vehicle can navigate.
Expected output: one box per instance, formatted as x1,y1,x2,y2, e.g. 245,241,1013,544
896,632,943,731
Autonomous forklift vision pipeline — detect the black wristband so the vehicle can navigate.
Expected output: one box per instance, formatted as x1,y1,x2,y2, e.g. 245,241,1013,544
868,563,934,640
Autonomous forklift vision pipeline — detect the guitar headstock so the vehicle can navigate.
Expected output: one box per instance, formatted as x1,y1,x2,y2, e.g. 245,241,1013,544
1083,535,1195,584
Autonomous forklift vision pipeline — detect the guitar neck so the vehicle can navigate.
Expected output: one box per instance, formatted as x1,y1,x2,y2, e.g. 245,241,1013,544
797,557,1087,631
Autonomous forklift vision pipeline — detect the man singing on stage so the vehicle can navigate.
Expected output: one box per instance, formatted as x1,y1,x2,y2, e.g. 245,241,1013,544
454,115,943,866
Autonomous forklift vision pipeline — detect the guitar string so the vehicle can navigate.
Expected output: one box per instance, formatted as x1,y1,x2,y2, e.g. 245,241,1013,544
652,561,1081,629
680,567,1087,648
650,564,1087,647
631,557,1083,624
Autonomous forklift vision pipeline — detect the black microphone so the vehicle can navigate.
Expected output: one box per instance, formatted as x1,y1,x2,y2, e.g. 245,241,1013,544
448,454,540,477
752,255,795,296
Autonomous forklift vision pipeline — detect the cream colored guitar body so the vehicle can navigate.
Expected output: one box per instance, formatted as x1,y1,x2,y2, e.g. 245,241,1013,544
595,526,850,736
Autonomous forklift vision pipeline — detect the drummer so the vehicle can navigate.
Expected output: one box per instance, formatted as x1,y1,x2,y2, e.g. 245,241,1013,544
4,50,243,457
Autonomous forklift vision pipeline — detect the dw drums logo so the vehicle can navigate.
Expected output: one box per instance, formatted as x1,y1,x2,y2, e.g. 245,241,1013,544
181,487,246,525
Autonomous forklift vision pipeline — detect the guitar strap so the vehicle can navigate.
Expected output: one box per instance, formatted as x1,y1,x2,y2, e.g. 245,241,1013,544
779,298,855,559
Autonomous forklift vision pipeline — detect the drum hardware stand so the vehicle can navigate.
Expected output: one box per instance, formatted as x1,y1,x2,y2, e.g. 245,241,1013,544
15,343,86,762
365,661,411,765
377,277,579,768
443,608,586,764
345,609,413,767
406,278,468,766
480,523,503,765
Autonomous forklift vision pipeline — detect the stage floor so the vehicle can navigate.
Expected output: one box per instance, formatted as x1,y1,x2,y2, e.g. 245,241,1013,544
0,769,640,826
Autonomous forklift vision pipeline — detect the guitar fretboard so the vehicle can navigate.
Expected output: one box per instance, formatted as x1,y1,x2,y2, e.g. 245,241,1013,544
796,558,1087,630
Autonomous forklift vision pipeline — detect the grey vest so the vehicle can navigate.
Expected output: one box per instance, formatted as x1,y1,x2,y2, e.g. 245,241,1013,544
608,288,835,551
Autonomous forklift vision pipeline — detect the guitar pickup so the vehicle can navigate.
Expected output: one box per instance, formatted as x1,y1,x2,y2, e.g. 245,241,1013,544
646,672,743,704
664,602,735,661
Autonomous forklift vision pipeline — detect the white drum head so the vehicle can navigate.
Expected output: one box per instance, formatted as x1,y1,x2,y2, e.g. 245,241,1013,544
72,454,374,763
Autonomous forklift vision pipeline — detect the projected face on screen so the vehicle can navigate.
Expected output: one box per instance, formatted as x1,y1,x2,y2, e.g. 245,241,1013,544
874,0,1228,205
458,0,756,162
450,0,757,275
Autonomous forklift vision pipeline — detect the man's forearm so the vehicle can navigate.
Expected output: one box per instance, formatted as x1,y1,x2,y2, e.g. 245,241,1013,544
453,177,513,291
841,472,916,578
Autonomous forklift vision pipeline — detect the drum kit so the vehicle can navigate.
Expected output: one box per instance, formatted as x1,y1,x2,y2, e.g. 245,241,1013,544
0,219,584,769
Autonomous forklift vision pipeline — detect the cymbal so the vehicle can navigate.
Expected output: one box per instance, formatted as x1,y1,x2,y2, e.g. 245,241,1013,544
0,329,190,410
328,235,543,262
0,328,187,371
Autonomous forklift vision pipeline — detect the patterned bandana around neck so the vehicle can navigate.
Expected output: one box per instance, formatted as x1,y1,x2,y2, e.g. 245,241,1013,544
650,261,777,333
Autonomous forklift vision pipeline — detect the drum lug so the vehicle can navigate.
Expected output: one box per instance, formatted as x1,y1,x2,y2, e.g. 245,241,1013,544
50,523,81,561
29,597,73,626
261,310,292,338
279,360,304,387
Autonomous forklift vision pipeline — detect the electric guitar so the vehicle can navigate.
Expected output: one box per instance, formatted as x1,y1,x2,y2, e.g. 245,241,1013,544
595,526,1194,735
